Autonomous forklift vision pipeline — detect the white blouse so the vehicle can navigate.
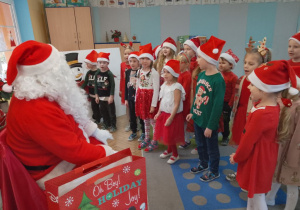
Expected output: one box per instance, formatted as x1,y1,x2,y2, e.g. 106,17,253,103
159,82,186,114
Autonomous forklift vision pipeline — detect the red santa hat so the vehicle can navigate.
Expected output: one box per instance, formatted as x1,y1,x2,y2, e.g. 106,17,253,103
289,32,300,45
163,59,180,78
199,86,206,94
248,60,299,95
220,49,239,68
153,45,162,60
128,51,139,60
162,37,177,52
84,50,98,65
3,40,60,92
97,52,110,63
197,36,226,66
139,43,154,61
184,37,201,54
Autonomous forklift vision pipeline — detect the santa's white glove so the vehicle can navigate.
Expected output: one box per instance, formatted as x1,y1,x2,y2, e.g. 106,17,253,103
91,128,113,145
98,144,117,156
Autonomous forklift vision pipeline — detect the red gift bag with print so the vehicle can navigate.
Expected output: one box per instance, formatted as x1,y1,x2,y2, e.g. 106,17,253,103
45,148,147,210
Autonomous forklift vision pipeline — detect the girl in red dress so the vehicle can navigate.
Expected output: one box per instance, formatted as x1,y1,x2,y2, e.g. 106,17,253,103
183,37,200,75
287,32,300,84
154,60,185,164
230,60,298,210
119,42,134,131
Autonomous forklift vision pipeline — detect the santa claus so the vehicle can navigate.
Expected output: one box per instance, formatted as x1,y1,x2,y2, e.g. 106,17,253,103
2,40,115,190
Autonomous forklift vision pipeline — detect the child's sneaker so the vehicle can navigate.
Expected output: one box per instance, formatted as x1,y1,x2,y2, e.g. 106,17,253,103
179,141,191,149
109,126,117,133
159,150,172,159
225,172,237,181
138,133,145,142
265,197,275,206
128,133,137,141
167,155,180,164
191,148,198,155
125,125,131,132
199,171,220,182
190,164,208,174
101,124,109,130
138,138,150,150
144,140,158,152
221,138,229,146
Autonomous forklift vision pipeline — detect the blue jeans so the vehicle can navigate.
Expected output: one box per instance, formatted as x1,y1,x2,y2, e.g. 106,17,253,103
194,123,220,174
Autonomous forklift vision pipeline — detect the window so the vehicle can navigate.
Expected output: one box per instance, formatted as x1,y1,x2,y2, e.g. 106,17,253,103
0,0,20,81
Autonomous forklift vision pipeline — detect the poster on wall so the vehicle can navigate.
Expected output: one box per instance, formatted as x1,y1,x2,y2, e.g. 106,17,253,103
210,0,219,3
220,0,229,3
165,0,174,5
192,0,202,4
137,0,146,7
62,48,125,117
127,0,137,7
108,0,118,7
44,0,67,7
98,0,108,7
146,0,156,6
117,0,126,7
202,0,211,4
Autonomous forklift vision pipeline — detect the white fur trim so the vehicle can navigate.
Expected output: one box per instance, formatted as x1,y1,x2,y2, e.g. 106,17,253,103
213,49,219,54
84,59,97,65
296,75,300,89
220,53,236,68
197,48,218,66
128,54,139,60
97,58,109,63
248,71,290,93
155,46,162,58
289,37,300,45
164,65,179,78
18,45,60,76
289,87,299,95
2,84,13,93
162,42,177,52
183,40,197,54
99,145,116,156
83,121,98,136
139,53,154,61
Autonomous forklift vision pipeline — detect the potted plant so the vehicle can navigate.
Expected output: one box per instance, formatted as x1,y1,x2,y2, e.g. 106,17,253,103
111,30,121,42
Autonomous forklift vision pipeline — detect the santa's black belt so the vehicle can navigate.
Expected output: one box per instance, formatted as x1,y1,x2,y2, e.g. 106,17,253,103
23,164,51,171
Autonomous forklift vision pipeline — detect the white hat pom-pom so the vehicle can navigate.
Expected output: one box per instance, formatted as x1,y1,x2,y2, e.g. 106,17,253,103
288,87,299,95
2,84,13,93
213,48,219,54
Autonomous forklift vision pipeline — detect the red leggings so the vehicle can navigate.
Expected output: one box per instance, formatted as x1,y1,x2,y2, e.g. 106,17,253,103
167,145,178,157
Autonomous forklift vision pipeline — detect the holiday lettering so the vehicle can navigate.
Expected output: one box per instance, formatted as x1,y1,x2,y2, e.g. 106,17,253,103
88,75,95,80
97,179,143,206
97,76,108,83
104,175,120,190
93,185,104,197
125,187,140,206
193,108,202,116
197,79,212,92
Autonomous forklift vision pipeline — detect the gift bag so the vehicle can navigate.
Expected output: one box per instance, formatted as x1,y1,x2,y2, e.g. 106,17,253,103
45,148,147,210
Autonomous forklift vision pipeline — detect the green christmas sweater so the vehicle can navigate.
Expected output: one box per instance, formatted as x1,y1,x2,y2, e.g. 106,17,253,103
191,71,225,131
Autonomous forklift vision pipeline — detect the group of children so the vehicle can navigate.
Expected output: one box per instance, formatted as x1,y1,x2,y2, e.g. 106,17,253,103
81,32,300,209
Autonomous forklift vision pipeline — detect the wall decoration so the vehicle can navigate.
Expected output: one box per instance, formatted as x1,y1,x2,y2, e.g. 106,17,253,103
108,0,118,7
98,0,108,7
165,0,174,5
202,0,211,4
44,0,67,7
137,0,146,7
127,0,137,7
146,0,156,6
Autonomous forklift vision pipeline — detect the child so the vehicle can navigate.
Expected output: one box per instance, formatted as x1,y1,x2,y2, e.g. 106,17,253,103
176,52,193,149
156,37,177,76
154,60,185,164
265,89,300,210
95,52,117,132
218,49,239,146
186,36,226,182
230,60,298,210
125,51,145,141
120,42,134,132
81,50,101,124
153,45,162,61
288,32,300,84
136,43,160,151
227,37,272,181
183,37,201,74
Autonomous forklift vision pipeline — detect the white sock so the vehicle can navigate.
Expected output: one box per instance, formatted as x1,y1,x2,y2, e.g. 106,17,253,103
247,193,268,210
284,185,299,210
266,182,281,203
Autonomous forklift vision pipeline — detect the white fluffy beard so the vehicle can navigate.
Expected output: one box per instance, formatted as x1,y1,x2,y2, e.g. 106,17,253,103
13,53,92,127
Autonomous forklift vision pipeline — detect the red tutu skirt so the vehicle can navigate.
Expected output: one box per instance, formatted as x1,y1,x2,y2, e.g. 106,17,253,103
135,89,158,120
154,112,185,145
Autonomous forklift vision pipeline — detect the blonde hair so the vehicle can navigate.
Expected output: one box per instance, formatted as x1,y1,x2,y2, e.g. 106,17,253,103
245,48,272,65
176,52,191,64
156,49,176,75
278,89,300,142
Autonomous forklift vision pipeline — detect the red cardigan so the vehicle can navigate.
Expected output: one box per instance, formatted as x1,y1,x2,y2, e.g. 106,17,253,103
120,62,131,104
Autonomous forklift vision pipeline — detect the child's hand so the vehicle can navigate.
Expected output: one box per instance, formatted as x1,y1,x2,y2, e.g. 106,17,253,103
150,106,155,113
95,95,99,104
164,117,173,126
108,95,114,104
204,128,212,138
186,114,193,121
125,100,128,107
119,91,122,97
229,153,236,164
154,112,160,120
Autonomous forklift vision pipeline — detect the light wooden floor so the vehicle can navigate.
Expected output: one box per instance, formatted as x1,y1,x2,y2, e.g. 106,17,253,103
106,115,142,156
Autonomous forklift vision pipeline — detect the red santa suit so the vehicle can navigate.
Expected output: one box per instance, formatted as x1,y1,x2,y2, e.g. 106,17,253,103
234,105,279,198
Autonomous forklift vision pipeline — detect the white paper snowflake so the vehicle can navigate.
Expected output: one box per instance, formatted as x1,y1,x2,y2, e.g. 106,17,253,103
123,165,130,173
65,196,74,207
112,199,119,207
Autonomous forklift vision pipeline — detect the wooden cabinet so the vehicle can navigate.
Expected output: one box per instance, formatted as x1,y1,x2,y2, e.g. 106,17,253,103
95,42,141,62
45,7,94,51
